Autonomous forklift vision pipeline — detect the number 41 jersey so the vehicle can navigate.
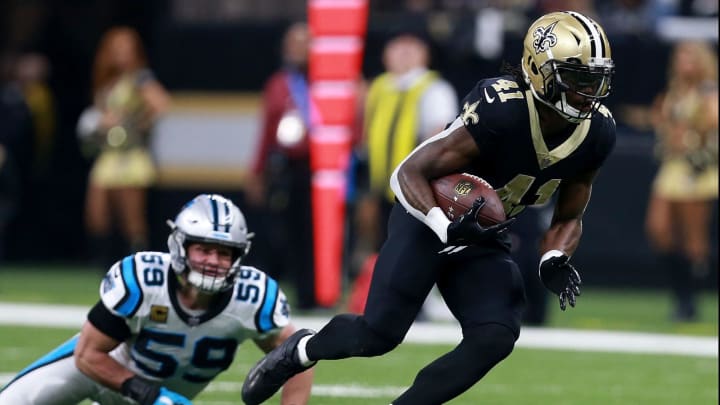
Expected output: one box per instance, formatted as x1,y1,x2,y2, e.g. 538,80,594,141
99,251,290,399
457,75,616,217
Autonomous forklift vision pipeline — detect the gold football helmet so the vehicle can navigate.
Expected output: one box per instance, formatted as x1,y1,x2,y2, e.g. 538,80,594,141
521,11,614,123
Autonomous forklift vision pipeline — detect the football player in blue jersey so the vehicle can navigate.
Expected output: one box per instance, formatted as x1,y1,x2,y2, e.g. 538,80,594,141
0,194,313,405
242,10,616,405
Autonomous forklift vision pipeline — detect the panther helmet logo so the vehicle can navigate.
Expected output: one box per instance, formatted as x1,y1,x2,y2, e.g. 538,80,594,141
454,181,474,196
532,21,558,54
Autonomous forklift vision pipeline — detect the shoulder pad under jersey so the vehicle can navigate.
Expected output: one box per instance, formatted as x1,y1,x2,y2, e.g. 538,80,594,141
231,266,291,334
99,252,171,318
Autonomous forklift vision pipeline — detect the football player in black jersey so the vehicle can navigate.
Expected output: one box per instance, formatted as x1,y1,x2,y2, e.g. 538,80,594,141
242,11,616,405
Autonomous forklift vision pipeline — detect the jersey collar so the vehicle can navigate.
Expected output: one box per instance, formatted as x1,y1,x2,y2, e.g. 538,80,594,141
168,272,234,326
525,90,590,169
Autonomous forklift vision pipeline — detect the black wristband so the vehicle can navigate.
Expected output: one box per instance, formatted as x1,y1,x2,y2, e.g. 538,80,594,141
121,376,160,405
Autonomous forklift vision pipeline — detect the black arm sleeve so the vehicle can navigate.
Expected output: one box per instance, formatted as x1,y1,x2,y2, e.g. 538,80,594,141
87,300,132,342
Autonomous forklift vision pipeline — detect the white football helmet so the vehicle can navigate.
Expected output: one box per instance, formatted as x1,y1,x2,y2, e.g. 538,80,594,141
167,194,252,293
521,11,614,123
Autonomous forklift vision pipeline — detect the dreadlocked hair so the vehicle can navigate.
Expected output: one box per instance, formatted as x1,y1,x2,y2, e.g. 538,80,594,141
500,61,528,90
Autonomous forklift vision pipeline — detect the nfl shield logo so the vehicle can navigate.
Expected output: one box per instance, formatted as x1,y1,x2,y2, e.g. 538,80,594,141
454,181,474,196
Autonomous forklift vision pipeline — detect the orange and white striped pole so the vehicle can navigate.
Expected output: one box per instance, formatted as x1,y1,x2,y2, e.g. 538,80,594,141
308,0,368,307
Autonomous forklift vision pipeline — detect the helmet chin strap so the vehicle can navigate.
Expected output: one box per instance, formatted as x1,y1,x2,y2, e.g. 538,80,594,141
525,61,596,124
555,93,583,124
527,84,581,123
554,92,596,124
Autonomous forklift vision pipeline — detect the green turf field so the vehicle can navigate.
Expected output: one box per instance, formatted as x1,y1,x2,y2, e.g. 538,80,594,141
0,325,717,405
0,265,717,404
0,264,717,335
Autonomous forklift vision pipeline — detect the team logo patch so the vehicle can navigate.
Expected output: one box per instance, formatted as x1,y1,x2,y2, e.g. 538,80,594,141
102,273,116,293
280,297,290,318
461,101,479,126
150,305,169,323
532,21,558,54
454,181,474,196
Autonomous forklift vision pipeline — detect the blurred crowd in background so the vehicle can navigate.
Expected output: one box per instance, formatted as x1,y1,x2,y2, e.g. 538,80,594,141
0,0,717,323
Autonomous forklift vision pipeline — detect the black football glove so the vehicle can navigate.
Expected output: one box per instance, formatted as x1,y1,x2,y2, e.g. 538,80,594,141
539,254,582,311
121,376,192,405
446,197,515,245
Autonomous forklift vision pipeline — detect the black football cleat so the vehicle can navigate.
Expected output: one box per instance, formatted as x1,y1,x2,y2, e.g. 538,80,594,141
242,328,317,405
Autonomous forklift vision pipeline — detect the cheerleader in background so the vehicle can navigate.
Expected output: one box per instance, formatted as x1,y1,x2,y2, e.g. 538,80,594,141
77,26,170,269
646,41,718,321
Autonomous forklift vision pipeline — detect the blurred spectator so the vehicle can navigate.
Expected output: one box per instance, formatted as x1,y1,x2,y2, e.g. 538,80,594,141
14,52,55,176
0,54,32,261
645,41,718,321
0,141,19,261
77,26,170,270
678,0,718,16
348,32,458,320
356,32,457,251
244,22,318,310
172,0,306,21
596,0,677,36
535,0,598,19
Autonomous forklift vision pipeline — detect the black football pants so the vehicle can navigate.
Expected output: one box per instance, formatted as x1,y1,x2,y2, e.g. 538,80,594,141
306,204,525,403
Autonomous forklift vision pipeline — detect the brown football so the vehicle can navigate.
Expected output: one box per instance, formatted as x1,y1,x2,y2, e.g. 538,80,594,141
430,173,506,226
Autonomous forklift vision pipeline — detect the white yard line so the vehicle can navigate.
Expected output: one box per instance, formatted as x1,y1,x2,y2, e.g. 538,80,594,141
0,375,401,398
0,372,406,401
208,381,406,398
0,302,716,358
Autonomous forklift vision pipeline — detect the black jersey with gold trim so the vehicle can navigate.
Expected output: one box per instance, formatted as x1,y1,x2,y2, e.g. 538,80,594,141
458,75,615,217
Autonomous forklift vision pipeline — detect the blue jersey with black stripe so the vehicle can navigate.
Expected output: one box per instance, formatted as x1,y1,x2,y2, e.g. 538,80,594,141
99,251,290,398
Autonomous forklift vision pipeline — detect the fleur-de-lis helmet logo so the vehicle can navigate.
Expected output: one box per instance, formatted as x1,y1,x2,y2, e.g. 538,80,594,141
532,21,558,54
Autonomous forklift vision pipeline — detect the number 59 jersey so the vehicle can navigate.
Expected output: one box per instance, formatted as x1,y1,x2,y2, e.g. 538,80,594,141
99,251,290,399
